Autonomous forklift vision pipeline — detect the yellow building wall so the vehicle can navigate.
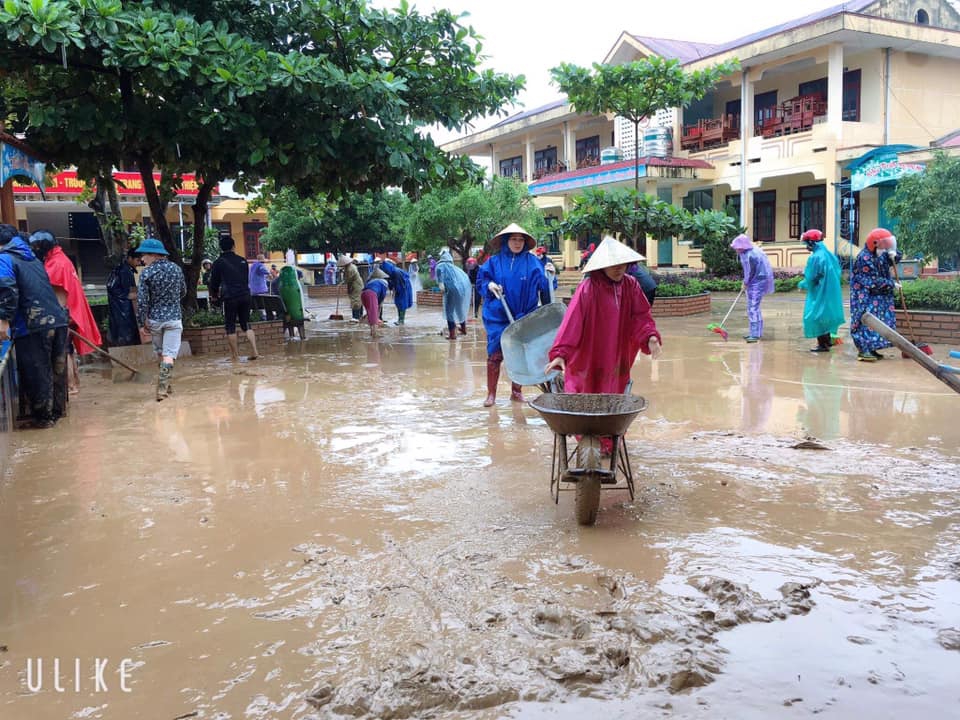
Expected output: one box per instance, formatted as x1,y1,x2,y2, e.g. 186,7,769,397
889,52,960,145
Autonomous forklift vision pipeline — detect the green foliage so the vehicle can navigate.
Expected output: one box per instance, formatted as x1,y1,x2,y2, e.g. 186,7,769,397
404,177,545,261
774,275,803,292
884,151,960,263
257,187,409,253
86,294,108,306
0,0,523,283
186,308,279,327
900,278,960,311
692,210,740,276
202,227,221,261
653,273,803,296
552,56,739,190
558,188,687,252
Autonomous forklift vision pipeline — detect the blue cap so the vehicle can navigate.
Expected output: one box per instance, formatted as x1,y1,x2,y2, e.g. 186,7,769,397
137,238,168,256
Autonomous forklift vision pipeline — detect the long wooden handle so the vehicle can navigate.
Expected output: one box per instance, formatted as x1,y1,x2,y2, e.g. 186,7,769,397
719,287,744,328
69,329,140,374
891,262,920,344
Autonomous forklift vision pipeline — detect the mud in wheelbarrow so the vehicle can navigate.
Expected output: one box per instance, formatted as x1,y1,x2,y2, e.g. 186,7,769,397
529,393,648,437
500,303,567,388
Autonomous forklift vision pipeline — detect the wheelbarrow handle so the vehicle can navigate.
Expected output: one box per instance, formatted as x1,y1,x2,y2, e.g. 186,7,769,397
490,285,515,324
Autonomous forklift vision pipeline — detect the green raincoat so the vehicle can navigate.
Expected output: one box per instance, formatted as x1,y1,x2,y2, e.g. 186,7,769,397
798,242,845,338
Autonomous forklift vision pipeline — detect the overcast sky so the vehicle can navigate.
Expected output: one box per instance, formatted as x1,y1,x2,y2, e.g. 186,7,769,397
376,0,881,144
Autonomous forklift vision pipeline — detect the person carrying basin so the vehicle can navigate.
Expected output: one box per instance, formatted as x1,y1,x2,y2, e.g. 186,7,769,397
544,235,661,421
477,223,551,407
435,248,471,340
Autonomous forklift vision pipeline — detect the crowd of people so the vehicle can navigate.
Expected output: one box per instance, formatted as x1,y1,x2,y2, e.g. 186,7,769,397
0,217,907,429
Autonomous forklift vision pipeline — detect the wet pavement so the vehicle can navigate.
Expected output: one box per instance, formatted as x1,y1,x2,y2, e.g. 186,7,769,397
1,293,958,719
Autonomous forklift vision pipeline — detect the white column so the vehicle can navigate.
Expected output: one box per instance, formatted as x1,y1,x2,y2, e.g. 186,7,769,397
490,144,498,178
525,136,534,183
827,43,844,132
740,70,754,229
564,121,577,170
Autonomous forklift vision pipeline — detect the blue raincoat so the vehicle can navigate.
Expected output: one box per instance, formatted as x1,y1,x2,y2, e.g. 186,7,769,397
477,244,551,355
435,249,471,324
363,277,389,305
381,261,413,312
798,242,845,338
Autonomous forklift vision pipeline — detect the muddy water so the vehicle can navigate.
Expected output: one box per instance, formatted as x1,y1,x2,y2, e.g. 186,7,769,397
1,295,958,719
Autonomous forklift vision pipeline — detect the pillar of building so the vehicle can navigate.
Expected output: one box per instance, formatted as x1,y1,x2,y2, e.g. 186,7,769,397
524,137,534,184
827,43,844,133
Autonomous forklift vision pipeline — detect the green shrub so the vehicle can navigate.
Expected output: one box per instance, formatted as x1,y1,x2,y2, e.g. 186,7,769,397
900,278,960,312
774,275,803,292
86,294,108,306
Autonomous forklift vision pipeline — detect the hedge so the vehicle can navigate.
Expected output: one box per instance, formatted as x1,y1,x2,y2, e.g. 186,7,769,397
900,278,960,312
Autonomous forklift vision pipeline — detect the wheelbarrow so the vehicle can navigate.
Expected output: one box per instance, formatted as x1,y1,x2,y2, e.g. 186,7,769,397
498,295,566,392
529,392,648,526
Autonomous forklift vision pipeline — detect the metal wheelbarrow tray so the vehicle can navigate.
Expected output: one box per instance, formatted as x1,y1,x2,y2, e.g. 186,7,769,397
529,393,648,437
500,303,567,387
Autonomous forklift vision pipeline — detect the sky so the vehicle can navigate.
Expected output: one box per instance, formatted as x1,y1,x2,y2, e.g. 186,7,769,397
374,0,880,145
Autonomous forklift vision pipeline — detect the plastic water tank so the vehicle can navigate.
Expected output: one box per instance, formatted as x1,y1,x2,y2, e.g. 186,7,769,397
642,127,673,158
600,147,623,165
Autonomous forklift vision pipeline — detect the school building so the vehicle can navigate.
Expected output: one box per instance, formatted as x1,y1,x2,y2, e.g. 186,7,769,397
440,0,960,272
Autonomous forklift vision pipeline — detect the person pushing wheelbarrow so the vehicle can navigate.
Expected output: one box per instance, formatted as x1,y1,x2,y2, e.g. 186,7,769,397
544,236,662,454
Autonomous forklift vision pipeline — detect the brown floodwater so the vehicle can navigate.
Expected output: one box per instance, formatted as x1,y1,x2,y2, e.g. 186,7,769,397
1,294,958,719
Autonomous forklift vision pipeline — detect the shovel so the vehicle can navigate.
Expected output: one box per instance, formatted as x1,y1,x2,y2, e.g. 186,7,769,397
329,283,344,321
69,328,145,381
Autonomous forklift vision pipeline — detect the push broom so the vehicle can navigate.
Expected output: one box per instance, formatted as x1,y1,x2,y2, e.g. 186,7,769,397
707,287,743,341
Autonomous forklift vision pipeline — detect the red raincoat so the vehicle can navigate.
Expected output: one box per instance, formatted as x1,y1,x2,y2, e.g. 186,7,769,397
549,272,660,394
43,245,101,355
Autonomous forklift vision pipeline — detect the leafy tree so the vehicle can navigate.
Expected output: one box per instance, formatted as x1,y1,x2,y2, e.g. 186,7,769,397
0,0,523,306
688,210,740,276
551,57,739,193
558,188,688,254
884,150,960,264
404,177,546,264
255,187,409,254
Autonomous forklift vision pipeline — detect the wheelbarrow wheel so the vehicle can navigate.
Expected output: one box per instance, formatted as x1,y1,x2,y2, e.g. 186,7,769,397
574,436,602,526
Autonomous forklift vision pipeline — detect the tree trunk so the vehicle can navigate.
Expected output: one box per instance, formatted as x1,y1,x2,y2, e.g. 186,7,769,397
136,153,178,263
87,171,130,268
633,120,641,249
181,181,216,315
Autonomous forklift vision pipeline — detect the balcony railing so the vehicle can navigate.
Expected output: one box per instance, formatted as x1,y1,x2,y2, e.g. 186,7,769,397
755,95,827,138
681,114,740,152
531,154,601,181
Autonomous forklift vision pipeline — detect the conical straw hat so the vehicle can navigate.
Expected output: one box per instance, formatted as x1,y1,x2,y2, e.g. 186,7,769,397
489,223,536,252
582,236,645,274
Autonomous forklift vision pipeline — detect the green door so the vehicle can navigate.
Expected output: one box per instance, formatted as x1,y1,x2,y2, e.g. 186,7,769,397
657,235,673,266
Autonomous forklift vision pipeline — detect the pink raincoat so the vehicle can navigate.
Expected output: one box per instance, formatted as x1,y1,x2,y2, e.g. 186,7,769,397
549,273,661,394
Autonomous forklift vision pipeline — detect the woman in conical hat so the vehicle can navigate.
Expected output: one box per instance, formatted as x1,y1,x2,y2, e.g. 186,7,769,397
546,236,662,451
476,223,551,407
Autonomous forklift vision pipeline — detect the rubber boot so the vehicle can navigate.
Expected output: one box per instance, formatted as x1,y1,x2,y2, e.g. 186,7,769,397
396,309,406,326
157,362,173,402
483,354,501,407
447,321,457,340
458,322,467,335
510,382,525,403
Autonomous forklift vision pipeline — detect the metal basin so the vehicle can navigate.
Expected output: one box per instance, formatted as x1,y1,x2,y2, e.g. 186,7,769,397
529,393,648,437
500,303,567,387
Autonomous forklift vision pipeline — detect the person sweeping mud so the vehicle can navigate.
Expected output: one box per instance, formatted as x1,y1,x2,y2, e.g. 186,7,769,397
544,236,661,453
136,238,186,400
361,269,389,337
30,231,102,393
435,248,471,339
798,229,844,353
338,255,364,321
380,258,413,326
850,227,900,362
478,223,552,407
730,234,774,342
208,234,259,361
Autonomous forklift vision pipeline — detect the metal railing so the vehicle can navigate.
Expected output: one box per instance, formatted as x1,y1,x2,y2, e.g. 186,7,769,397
0,339,17,436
